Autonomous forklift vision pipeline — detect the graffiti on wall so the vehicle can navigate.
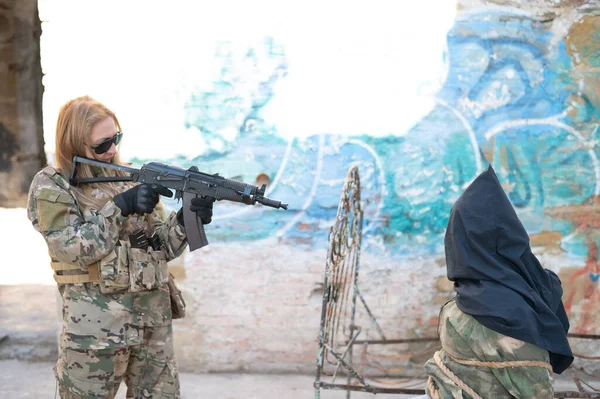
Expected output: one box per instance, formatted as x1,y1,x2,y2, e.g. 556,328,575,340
132,8,600,332
137,10,598,257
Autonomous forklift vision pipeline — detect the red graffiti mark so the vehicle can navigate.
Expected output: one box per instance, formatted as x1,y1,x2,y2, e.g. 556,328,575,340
547,197,600,333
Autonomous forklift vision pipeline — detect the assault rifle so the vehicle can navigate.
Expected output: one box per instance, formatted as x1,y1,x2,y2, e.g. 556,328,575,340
70,156,288,251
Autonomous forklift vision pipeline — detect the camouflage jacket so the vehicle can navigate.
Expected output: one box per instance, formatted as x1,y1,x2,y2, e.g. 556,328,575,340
27,166,188,350
424,299,554,399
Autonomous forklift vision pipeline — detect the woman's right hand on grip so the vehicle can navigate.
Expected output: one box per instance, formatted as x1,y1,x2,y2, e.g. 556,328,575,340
114,184,171,216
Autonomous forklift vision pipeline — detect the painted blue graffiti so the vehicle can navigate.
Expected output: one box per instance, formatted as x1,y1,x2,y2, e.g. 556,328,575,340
385,10,600,255
134,10,600,257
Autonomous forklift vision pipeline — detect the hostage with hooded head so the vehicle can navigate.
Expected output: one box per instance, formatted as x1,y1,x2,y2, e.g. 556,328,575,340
424,166,573,399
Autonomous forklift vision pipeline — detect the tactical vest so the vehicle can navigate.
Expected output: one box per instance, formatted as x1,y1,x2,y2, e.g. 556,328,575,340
40,166,171,294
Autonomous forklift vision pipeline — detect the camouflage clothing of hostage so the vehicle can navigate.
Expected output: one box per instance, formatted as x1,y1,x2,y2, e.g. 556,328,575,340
27,166,188,398
424,299,554,399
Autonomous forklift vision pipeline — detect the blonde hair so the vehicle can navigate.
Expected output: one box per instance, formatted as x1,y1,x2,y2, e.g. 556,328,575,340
54,95,134,210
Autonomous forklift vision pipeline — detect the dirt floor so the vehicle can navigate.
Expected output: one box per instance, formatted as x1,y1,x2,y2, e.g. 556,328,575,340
0,359,426,399
0,359,596,399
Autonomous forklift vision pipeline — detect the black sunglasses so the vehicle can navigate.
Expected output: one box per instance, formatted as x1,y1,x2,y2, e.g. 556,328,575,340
90,132,123,154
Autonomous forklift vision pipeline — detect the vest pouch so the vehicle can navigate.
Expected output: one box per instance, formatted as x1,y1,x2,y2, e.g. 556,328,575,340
128,248,156,292
167,273,186,319
151,249,169,287
98,241,130,294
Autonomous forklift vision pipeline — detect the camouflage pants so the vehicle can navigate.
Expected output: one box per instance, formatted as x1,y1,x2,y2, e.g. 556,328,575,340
55,325,180,399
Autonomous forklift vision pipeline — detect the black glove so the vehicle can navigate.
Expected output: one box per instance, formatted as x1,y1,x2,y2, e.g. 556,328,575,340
114,184,172,217
176,165,214,226
177,196,214,226
190,196,214,225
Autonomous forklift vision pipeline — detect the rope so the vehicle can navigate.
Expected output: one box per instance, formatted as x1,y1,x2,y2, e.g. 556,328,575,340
366,352,413,359
445,349,553,372
365,363,407,373
428,349,553,399
427,376,440,399
573,352,600,361
364,377,417,386
433,351,483,399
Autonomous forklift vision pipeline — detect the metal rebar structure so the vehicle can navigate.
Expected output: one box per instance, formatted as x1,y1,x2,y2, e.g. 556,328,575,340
314,165,600,398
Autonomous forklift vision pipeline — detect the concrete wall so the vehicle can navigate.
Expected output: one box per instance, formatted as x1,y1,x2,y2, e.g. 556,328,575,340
0,0,45,207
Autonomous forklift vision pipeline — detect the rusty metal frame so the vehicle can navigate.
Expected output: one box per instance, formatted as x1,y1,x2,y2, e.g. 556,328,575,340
314,165,600,398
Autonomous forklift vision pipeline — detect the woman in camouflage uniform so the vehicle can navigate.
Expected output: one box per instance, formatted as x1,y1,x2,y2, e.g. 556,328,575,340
27,96,213,398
